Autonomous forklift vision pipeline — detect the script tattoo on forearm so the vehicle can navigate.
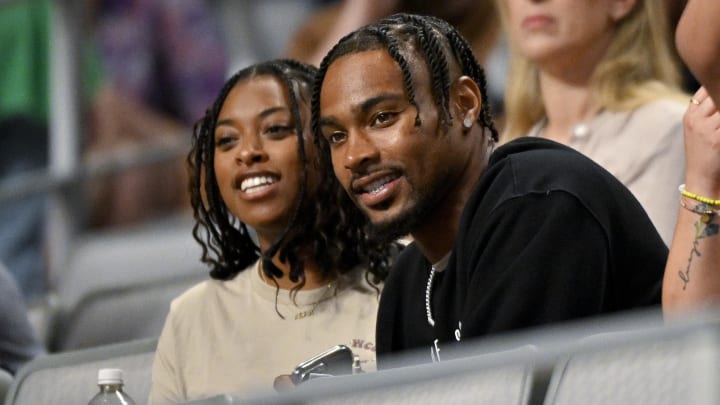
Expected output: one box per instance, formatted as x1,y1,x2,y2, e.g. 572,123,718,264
678,208,719,290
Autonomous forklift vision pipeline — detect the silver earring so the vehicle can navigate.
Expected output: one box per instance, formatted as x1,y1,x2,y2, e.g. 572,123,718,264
463,118,472,129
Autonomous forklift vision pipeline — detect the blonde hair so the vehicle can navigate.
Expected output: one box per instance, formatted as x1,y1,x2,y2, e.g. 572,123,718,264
500,0,687,141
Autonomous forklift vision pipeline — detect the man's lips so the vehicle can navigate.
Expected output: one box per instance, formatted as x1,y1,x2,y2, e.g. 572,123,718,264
351,171,402,208
351,170,401,195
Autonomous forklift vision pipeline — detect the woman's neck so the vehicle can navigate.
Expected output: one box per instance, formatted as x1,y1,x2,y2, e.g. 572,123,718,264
535,39,611,143
538,69,601,144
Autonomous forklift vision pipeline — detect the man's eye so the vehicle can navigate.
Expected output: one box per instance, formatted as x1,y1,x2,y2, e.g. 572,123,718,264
372,111,398,126
328,131,347,145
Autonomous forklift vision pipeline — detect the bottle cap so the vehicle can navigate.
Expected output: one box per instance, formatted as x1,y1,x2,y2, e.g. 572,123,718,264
97,368,124,385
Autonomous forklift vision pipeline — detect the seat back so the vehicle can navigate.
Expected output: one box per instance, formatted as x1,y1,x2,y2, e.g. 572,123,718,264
185,346,542,405
50,215,206,351
543,327,720,405
178,309,720,405
0,368,12,405
51,276,199,351
4,338,156,405
299,362,534,405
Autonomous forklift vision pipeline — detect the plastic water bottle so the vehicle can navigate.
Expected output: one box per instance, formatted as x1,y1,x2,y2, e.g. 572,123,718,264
87,368,136,405
352,354,364,375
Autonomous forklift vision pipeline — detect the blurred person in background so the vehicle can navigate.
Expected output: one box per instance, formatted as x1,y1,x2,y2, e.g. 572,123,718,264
149,59,394,403
664,0,699,93
673,0,720,104
286,0,508,122
0,0,51,302
0,261,45,375
663,0,720,313
499,0,688,245
86,0,228,228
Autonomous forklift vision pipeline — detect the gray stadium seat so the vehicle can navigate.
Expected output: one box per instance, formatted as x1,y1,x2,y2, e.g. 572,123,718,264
49,215,206,351
543,323,720,405
182,345,543,405
0,368,12,405
178,309,720,405
299,361,536,405
4,338,156,405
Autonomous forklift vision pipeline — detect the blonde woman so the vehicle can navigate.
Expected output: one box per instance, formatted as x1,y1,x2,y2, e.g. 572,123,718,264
500,0,687,244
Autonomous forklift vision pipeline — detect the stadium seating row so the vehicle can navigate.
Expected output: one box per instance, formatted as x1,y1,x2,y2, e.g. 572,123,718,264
5,308,720,405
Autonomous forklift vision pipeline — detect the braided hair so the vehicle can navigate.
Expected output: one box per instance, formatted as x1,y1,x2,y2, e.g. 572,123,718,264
188,59,391,292
311,13,498,155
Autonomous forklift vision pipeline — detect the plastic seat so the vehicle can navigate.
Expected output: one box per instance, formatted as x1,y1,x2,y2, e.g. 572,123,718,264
49,215,206,351
4,338,156,405
184,345,542,405
543,325,720,405
0,368,12,405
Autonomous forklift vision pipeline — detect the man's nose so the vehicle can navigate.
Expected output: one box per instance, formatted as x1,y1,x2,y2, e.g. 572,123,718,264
343,130,379,172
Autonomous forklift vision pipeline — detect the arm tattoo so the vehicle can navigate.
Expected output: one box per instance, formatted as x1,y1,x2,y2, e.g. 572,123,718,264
678,207,720,290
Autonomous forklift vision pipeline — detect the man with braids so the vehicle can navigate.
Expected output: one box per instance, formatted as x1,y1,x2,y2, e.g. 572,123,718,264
149,59,393,404
314,13,666,365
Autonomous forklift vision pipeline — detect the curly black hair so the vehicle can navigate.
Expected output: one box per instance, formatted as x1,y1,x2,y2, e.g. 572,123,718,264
188,59,392,294
311,13,498,152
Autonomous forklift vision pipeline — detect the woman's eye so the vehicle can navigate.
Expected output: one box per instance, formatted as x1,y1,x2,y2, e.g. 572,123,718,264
215,135,234,148
266,125,293,135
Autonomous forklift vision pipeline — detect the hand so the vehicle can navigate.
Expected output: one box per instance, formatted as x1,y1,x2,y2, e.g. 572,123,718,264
684,87,720,197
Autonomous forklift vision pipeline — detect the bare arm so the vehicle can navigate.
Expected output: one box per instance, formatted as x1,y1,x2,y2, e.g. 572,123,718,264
675,0,720,102
663,87,720,313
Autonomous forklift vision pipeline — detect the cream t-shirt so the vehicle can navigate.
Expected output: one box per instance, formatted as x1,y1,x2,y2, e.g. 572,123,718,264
149,261,381,404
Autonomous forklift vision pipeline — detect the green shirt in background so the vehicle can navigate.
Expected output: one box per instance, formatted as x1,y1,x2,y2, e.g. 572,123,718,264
0,0,101,124
0,0,50,123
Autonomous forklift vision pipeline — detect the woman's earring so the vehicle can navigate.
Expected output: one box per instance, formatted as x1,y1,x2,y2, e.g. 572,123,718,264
463,118,473,129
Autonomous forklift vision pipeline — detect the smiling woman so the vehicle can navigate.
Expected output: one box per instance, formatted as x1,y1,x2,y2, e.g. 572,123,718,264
148,60,395,404
212,76,307,240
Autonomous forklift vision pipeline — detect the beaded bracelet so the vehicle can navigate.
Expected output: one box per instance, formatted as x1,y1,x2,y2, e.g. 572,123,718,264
678,184,720,206
680,196,719,224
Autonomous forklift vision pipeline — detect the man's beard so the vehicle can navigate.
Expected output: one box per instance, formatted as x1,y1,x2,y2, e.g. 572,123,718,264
366,176,446,244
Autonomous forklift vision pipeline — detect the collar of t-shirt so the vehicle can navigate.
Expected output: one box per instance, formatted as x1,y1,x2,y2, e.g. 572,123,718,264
432,252,451,273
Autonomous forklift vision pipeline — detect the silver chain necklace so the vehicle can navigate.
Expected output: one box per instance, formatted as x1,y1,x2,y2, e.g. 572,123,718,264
425,266,437,327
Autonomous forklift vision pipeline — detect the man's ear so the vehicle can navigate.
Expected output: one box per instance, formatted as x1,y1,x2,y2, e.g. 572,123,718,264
452,75,482,129
609,0,637,22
